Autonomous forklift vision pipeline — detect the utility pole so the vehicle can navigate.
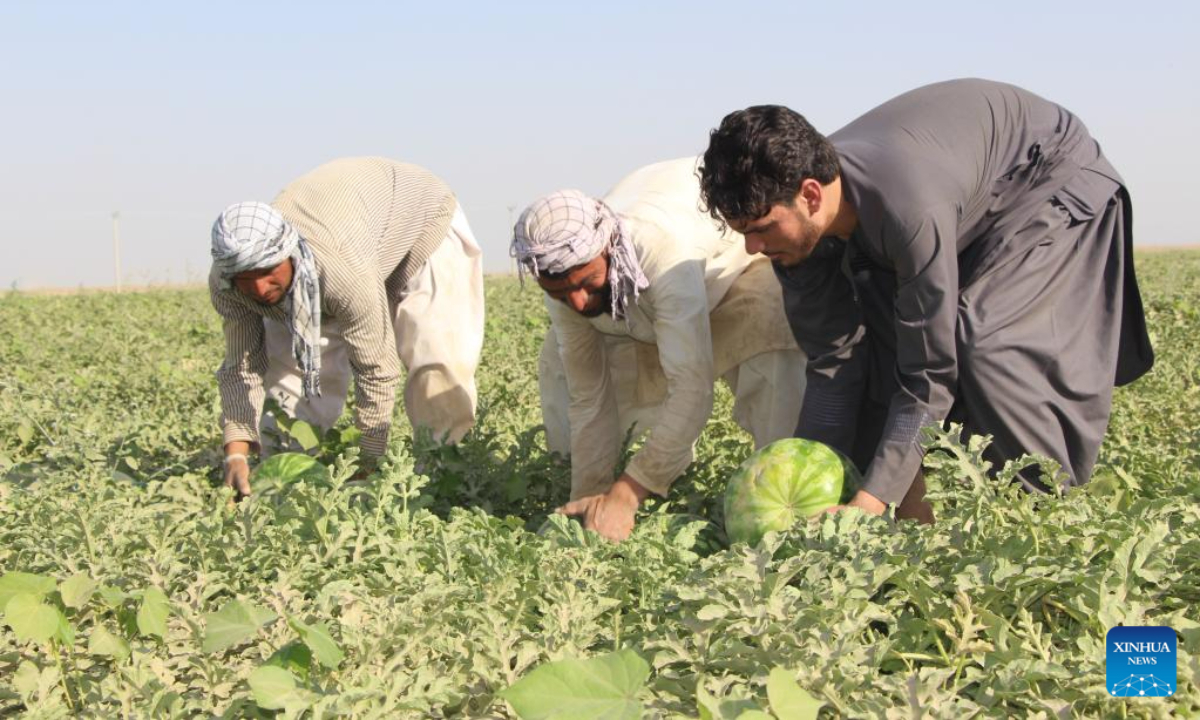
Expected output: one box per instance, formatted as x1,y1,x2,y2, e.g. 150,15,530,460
111,211,122,293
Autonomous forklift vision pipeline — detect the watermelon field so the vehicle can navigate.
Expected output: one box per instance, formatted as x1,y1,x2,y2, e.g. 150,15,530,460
1,250,1198,718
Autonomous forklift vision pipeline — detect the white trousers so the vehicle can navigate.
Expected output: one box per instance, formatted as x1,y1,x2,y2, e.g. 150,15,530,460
538,328,806,456
262,207,485,447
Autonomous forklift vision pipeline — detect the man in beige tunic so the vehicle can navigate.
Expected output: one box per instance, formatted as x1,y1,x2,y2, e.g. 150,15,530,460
512,157,805,541
210,157,485,496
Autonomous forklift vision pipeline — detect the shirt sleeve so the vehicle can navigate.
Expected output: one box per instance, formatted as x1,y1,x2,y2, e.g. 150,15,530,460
323,255,403,458
211,286,269,449
862,206,960,504
548,298,622,500
774,238,869,459
623,257,715,496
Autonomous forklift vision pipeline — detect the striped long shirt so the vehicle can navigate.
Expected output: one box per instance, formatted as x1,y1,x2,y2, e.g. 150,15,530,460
210,157,457,456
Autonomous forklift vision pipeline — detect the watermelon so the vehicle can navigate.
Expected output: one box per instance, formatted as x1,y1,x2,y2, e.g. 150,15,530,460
724,438,861,546
250,453,331,492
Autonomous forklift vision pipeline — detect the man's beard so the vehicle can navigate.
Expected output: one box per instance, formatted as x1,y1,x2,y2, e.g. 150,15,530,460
578,284,612,318
776,217,824,268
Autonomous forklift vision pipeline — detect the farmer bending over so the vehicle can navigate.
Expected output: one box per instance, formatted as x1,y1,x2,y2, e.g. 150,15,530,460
209,157,485,497
698,79,1154,523
512,157,806,542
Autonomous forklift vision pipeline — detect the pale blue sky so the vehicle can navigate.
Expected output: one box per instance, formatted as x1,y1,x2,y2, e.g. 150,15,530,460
1,0,1196,288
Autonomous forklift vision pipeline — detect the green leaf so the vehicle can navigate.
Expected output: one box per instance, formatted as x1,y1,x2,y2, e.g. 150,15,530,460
766,667,824,720
53,609,75,645
88,626,131,662
265,641,313,681
248,665,315,711
697,684,719,720
0,571,56,608
338,426,362,447
696,604,729,621
288,617,344,668
97,585,128,608
137,587,170,639
13,661,40,700
4,594,60,644
202,599,277,653
17,423,34,444
698,681,760,720
248,665,297,709
502,648,649,720
274,410,295,433
289,420,321,451
59,573,97,609
111,469,138,484
323,427,342,445
735,712,774,720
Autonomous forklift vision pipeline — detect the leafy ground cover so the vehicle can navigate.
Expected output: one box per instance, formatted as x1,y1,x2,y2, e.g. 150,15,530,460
1,252,1198,718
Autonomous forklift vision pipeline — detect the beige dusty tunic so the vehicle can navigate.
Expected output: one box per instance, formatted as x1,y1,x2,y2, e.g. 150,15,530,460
545,157,800,497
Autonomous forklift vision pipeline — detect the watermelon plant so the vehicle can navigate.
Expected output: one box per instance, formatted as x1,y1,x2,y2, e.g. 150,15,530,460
0,254,1197,717
724,438,860,546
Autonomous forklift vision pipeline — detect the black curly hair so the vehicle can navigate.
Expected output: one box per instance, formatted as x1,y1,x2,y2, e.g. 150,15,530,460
698,105,840,223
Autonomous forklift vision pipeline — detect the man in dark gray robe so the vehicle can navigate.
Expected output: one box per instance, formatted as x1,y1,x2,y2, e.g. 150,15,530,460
698,79,1153,520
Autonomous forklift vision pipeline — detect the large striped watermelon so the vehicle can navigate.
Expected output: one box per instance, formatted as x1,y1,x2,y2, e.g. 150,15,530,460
724,438,861,546
251,453,331,491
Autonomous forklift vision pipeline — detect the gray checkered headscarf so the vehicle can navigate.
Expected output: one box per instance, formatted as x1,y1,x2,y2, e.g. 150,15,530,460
510,190,649,321
211,201,323,398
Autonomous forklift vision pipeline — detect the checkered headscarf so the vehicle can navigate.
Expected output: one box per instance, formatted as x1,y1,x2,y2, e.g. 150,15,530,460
510,190,649,320
212,201,323,398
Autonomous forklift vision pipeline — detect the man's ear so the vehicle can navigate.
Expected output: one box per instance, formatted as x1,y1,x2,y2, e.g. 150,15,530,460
797,178,824,215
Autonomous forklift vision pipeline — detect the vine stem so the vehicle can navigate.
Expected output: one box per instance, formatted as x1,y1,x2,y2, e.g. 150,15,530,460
49,640,77,712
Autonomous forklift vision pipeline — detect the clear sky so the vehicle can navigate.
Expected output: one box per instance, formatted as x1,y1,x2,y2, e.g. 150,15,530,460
1,0,1196,288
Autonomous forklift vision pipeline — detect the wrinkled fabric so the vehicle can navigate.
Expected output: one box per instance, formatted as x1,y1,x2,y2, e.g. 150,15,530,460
540,257,804,499
212,201,323,398
258,207,485,452
511,189,649,321
539,158,803,498
778,79,1152,504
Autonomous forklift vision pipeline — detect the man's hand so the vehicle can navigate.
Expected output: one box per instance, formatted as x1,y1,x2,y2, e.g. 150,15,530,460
824,473,935,525
824,489,887,516
223,442,252,500
557,474,650,542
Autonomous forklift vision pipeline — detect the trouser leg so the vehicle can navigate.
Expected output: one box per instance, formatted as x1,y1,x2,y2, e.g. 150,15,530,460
956,198,1125,491
393,207,485,445
724,349,807,449
260,316,353,456
538,327,572,456
538,326,660,456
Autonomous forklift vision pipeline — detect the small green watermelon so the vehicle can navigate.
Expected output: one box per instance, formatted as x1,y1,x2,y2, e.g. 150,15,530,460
724,438,861,546
251,453,331,491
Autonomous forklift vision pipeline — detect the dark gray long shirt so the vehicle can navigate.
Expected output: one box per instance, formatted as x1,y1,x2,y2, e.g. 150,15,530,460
776,78,1152,504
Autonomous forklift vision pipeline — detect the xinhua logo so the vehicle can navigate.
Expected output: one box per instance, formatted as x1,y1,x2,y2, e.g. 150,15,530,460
1106,626,1176,698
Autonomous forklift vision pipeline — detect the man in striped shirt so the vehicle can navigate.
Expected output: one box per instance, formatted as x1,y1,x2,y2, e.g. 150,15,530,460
209,157,485,497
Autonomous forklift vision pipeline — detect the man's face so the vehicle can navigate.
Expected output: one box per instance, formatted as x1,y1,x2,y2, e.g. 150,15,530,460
536,253,611,318
233,258,294,306
729,196,824,268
